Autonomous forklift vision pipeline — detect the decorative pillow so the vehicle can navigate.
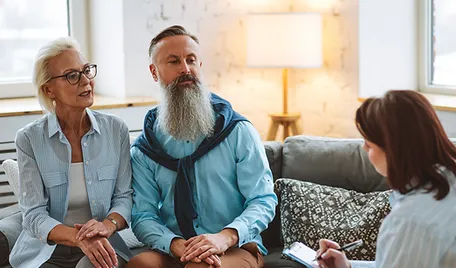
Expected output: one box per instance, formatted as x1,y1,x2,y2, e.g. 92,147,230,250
276,178,391,261
2,159,19,197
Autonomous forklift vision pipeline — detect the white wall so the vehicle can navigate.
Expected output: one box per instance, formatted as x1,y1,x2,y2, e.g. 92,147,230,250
87,0,364,139
89,0,126,97
437,111,456,138
359,0,418,98
86,0,456,139
121,1,158,97
358,0,456,137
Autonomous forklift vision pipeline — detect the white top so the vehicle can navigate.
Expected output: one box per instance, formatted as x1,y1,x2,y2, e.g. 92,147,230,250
352,167,456,268
63,163,92,227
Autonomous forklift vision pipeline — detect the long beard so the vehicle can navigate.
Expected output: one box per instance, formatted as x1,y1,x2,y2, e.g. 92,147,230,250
157,75,215,141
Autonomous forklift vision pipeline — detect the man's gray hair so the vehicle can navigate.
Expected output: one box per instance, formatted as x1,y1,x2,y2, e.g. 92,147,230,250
148,25,199,63
33,36,81,113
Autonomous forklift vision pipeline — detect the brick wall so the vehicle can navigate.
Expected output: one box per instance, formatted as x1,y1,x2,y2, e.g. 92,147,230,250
138,0,362,140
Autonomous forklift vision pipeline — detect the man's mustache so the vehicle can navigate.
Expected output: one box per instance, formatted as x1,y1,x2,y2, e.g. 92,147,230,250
175,74,199,84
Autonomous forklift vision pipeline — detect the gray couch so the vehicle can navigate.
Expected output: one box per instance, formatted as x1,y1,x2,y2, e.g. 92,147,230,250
260,136,389,267
0,136,390,267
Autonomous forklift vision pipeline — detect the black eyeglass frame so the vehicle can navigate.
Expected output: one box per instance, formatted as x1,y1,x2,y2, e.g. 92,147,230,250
48,64,98,85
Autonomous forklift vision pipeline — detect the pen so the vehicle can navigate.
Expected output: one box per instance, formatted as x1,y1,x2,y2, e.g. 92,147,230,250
313,239,363,262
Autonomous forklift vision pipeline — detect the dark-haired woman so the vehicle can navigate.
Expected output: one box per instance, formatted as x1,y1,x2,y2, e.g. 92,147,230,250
317,90,456,268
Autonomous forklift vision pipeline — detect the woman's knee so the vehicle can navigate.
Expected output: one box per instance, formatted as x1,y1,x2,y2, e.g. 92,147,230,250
75,256,94,268
76,255,126,268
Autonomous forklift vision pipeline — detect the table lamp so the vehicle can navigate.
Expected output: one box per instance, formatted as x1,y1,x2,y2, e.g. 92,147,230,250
246,13,322,140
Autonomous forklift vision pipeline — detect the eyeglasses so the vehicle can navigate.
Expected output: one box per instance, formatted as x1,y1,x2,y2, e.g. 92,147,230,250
48,64,97,85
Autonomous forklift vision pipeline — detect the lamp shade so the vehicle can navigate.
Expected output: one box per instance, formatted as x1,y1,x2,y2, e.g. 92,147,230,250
246,13,322,68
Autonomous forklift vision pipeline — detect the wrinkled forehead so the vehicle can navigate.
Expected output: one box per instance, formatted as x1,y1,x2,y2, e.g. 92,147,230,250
48,49,87,74
153,35,200,61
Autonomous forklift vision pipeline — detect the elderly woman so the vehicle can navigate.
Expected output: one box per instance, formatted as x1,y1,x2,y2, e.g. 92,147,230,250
316,90,456,268
9,37,133,268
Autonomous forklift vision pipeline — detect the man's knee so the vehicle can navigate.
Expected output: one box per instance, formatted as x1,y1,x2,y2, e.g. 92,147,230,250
126,250,177,268
126,252,158,268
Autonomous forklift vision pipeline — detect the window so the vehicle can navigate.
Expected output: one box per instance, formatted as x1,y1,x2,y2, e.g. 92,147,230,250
0,0,88,99
420,0,456,95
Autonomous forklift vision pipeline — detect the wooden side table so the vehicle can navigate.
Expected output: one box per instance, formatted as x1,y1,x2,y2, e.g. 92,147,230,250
266,112,301,141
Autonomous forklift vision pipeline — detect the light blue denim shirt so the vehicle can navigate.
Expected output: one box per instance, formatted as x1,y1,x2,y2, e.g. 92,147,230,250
351,167,456,268
130,120,277,256
9,109,133,268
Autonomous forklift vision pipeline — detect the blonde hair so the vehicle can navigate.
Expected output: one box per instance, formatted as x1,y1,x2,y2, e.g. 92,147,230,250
33,36,81,113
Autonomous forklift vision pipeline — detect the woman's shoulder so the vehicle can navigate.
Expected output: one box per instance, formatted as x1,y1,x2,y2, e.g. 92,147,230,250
387,185,456,235
16,114,49,139
88,109,128,130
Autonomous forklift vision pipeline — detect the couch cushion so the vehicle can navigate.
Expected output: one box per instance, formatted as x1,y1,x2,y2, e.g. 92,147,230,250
282,136,388,193
264,247,307,268
276,178,391,261
264,141,283,181
0,232,7,267
0,160,20,266
261,203,282,250
118,228,144,249
0,212,21,267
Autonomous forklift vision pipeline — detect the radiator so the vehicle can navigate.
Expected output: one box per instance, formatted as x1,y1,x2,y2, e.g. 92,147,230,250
0,141,17,208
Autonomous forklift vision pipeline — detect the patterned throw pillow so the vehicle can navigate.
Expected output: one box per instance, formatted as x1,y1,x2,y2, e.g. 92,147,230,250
276,178,391,261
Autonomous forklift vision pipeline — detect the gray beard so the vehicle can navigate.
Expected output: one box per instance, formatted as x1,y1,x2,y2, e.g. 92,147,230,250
157,80,215,142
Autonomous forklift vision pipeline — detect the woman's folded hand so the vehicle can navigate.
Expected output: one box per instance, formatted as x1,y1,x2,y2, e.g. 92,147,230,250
75,219,115,241
76,236,118,268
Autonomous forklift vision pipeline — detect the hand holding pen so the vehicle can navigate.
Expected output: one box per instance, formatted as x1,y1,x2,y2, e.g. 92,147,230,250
314,239,363,268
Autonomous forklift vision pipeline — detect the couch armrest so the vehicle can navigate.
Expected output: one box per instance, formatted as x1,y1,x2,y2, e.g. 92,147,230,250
263,141,283,181
0,210,22,267
262,142,284,250
0,204,19,220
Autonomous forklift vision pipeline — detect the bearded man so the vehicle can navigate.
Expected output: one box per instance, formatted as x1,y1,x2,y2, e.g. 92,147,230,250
127,25,277,268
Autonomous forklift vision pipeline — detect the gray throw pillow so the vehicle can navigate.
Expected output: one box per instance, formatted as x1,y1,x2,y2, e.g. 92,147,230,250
276,178,391,261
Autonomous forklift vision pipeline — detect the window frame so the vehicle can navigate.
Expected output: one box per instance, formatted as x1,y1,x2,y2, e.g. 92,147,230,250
0,0,90,99
419,0,456,95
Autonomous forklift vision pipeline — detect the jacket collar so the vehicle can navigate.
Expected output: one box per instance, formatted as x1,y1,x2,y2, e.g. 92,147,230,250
48,108,100,138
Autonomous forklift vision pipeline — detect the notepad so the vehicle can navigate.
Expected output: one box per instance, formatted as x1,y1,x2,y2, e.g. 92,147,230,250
282,242,319,268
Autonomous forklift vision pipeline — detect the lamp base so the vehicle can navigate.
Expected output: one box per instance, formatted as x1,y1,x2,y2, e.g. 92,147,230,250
266,112,301,141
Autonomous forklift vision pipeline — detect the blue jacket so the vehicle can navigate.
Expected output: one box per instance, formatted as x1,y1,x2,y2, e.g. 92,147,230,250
9,109,133,267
